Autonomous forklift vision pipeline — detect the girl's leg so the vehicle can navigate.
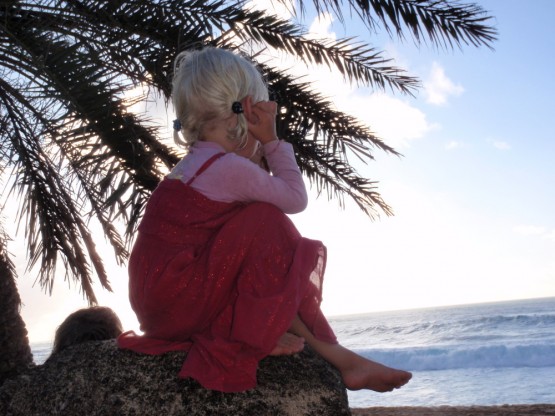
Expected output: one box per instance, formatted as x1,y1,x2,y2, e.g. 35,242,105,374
269,332,305,356
288,315,412,392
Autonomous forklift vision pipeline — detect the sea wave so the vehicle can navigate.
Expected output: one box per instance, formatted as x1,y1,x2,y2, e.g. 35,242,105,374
343,313,555,336
357,343,555,372
335,312,555,349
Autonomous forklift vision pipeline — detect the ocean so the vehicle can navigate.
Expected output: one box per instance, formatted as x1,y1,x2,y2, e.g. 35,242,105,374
31,297,555,408
329,297,555,407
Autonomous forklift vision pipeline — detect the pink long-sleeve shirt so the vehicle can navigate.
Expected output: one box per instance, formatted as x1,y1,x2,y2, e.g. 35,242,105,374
166,140,308,214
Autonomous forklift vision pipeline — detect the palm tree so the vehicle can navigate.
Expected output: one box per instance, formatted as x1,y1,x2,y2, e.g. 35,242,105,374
0,0,496,384
0,233,34,385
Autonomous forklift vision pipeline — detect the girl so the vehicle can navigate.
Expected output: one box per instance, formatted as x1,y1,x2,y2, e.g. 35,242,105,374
118,47,411,393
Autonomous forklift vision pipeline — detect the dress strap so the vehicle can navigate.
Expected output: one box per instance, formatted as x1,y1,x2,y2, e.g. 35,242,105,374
185,152,226,186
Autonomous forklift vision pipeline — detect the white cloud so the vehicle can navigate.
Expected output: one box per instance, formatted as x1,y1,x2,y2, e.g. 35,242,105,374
545,230,555,242
247,0,296,21
513,225,547,236
424,62,464,105
306,12,335,40
335,92,437,148
492,140,511,150
446,140,464,150
513,225,555,244
255,13,437,149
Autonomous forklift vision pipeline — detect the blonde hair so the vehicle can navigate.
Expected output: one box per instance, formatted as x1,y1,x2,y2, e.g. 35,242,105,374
172,47,269,147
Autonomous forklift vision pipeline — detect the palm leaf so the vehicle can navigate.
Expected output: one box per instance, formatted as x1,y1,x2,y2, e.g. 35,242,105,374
0,0,496,301
297,0,497,49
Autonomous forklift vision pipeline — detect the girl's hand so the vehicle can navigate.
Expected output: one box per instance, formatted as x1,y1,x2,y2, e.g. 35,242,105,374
247,101,278,144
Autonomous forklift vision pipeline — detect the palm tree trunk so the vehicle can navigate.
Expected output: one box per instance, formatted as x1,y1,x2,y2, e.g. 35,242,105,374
0,239,34,386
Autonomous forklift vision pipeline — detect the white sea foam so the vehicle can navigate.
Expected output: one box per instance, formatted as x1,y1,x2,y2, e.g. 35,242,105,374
358,343,555,371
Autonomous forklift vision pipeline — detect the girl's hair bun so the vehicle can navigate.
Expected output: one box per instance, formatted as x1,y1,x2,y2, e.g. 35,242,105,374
171,47,268,148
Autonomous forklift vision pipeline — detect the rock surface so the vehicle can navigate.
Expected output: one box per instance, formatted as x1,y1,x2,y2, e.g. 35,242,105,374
0,340,350,416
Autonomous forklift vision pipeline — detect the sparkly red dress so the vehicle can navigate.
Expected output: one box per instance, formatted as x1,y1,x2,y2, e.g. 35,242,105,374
118,153,337,392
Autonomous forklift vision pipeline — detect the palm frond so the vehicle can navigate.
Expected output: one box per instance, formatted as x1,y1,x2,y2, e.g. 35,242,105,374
3,109,103,303
0,0,496,301
265,66,398,217
300,0,497,49
218,7,420,95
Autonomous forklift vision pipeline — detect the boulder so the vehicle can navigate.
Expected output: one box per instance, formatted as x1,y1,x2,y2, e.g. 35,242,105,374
0,340,351,415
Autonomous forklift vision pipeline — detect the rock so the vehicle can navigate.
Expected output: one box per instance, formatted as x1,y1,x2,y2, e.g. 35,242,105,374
0,340,351,415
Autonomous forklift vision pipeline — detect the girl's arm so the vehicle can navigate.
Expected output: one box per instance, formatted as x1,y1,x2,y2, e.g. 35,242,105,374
188,139,307,213
226,99,307,213
224,140,308,214
189,100,308,213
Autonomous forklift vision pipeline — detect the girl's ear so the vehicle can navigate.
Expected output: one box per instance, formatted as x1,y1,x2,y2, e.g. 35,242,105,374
242,96,257,123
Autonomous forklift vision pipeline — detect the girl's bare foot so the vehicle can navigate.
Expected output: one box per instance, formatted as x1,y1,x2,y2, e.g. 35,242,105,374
269,332,305,356
341,356,412,392
287,314,411,392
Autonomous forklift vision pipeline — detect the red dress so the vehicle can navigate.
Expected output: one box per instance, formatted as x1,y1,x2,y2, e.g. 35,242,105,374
118,155,337,392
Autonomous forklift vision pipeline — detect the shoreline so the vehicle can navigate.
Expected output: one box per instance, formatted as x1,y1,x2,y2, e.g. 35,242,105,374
351,404,555,416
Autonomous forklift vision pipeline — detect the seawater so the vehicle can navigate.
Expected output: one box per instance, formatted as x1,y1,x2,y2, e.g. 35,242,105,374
328,297,555,407
31,342,53,366
30,297,555,407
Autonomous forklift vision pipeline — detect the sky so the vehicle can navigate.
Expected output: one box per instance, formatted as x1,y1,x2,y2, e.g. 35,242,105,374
11,0,555,344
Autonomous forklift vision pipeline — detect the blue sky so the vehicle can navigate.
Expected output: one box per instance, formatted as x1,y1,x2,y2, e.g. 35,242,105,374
13,0,555,343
